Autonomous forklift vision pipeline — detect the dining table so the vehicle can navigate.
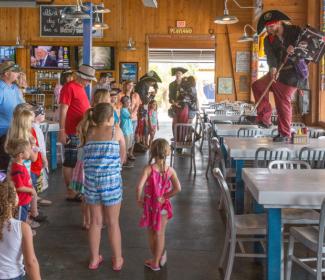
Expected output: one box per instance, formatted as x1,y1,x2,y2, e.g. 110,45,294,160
224,137,325,214
242,168,325,280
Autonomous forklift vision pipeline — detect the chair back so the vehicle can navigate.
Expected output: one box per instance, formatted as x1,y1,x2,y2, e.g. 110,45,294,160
40,123,50,145
215,109,226,115
174,124,195,148
238,115,255,125
213,168,236,233
33,93,46,106
237,127,263,138
298,147,325,169
318,198,325,256
268,160,311,171
255,147,291,168
271,128,278,137
271,115,278,125
309,129,324,139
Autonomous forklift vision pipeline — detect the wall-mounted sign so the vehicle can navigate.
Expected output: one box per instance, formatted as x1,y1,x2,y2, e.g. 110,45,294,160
169,27,193,35
236,51,250,73
40,5,103,37
176,20,186,28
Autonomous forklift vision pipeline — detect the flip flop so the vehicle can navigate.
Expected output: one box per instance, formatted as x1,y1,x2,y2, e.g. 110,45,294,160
39,199,52,206
112,257,124,271
88,255,103,270
160,250,167,267
144,260,160,271
66,193,83,202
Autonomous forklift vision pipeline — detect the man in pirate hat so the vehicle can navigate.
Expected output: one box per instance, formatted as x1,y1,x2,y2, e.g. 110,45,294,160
169,67,188,108
252,10,304,142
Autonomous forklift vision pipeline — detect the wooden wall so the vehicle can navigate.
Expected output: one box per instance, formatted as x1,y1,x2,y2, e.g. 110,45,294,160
0,0,253,101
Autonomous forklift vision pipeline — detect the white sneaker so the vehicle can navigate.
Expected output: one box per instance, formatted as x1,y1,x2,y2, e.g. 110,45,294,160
160,250,167,267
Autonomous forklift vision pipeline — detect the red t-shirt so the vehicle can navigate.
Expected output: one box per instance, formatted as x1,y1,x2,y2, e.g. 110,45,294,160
31,128,42,176
10,162,33,206
59,81,90,135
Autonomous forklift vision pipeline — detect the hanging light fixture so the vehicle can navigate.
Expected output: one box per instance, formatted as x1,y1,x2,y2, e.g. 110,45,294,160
214,0,263,25
63,0,90,20
94,3,111,13
92,13,109,30
124,38,136,51
15,36,24,49
237,24,257,42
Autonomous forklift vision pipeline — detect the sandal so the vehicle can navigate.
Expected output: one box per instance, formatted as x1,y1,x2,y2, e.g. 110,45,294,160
160,250,167,267
112,257,124,271
88,255,103,270
39,199,52,206
66,193,83,202
144,259,160,271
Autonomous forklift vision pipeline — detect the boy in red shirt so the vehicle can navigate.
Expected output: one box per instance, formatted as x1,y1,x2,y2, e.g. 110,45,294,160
6,139,37,222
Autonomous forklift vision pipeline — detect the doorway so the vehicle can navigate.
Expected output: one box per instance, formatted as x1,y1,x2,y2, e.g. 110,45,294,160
147,35,216,121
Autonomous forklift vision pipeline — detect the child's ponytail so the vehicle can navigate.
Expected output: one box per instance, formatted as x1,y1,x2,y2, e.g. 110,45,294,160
78,107,95,147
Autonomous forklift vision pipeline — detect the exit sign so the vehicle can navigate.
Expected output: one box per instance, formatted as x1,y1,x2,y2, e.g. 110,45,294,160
176,20,186,28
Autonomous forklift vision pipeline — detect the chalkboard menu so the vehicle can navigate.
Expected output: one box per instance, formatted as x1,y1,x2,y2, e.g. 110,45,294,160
40,5,103,37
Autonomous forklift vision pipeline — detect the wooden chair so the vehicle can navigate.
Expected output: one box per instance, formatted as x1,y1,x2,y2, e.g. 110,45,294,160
170,124,196,175
213,168,266,280
286,198,325,280
195,112,211,152
299,147,325,169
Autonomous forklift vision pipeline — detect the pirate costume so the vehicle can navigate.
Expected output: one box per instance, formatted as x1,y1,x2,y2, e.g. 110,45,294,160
252,10,305,141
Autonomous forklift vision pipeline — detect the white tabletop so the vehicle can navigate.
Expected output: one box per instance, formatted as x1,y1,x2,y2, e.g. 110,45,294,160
243,168,325,209
224,137,325,160
208,114,242,122
214,124,276,137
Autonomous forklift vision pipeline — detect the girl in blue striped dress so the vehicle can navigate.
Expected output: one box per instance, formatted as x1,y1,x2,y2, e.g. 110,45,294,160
79,103,126,271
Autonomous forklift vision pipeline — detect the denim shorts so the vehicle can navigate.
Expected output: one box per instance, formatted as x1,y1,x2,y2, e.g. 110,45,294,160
63,135,79,168
17,204,30,222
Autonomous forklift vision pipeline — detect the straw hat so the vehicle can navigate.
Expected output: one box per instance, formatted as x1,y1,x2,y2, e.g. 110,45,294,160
76,64,97,82
0,61,22,74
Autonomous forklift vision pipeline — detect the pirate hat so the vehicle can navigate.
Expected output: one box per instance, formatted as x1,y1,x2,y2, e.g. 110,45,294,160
110,87,121,96
140,70,162,83
171,67,188,76
257,10,290,35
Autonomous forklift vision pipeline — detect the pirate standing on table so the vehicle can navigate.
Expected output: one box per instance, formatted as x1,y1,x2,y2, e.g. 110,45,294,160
252,10,306,142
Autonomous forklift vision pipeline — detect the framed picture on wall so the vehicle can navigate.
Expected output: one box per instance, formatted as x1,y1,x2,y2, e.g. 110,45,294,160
119,62,138,83
217,77,233,95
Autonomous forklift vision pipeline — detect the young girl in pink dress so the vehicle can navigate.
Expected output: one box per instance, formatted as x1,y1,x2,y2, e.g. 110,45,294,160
136,138,181,271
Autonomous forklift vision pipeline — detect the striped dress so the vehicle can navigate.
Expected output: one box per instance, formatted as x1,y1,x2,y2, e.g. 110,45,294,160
83,128,122,206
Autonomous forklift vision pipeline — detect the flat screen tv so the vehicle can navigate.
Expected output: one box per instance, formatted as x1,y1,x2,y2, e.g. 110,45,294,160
78,46,115,70
30,46,71,69
0,47,16,63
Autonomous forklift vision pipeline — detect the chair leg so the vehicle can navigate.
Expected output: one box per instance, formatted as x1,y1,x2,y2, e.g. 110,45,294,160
200,132,204,151
189,149,193,175
219,228,230,269
316,250,323,280
205,161,210,179
224,234,236,280
170,148,173,166
285,235,295,280
193,148,196,175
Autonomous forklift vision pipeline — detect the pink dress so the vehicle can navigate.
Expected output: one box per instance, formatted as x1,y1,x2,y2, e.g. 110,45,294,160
139,165,173,231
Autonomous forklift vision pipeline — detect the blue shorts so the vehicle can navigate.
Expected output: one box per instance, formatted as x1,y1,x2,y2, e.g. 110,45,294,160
17,204,30,222
1,274,26,280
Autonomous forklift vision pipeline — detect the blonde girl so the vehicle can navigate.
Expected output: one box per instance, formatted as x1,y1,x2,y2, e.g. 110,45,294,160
136,138,181,271
0,180,41,280
70,88,111,230
92,88,111,106
79,103,126,271
5,106,40,223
